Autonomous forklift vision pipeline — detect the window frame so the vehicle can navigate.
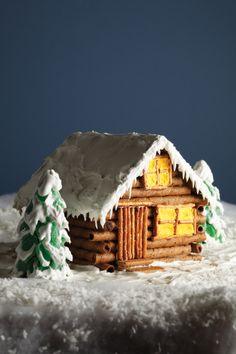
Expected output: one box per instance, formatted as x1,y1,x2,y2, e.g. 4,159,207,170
154,204,196,238
143,155,172,189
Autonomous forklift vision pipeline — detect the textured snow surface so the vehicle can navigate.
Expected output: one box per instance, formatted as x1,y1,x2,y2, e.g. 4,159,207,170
14,132,217,225
1,195,236,354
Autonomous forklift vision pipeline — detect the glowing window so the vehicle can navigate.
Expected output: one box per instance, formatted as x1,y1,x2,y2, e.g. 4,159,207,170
153,204,196,238
144,155,172,189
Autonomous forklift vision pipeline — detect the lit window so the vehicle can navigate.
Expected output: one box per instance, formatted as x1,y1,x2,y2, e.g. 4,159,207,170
153,204,196,238
144,155,172,189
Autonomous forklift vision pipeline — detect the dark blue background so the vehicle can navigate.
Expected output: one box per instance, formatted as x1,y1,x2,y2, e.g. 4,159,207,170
0,1,235,202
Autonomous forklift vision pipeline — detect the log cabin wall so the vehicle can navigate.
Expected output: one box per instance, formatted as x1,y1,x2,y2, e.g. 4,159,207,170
68,152,207,271
67,214,118,273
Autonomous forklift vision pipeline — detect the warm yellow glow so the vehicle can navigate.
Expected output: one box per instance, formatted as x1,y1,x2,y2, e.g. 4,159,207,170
157,156,171,170
158,224,175,237
178,207,194,221
147,159,156,173
158,172,170,186
176,224,194,236
158,207,176,221
155,204,196,238
144,155,172,189
145,173,158,188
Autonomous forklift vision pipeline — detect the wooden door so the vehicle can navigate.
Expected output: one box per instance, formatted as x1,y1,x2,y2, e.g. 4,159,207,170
118,206,148,261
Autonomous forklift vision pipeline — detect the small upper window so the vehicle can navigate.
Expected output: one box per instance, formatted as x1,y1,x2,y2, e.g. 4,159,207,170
144,155,172,189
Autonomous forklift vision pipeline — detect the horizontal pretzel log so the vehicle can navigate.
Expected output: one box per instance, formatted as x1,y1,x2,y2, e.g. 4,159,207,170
70,238,116,253
69,227,117,241
147,234,206,248
119,195,207,207
71,248,116,264
68,216,117,231
122,186,192,199
118,258,154,269
153,254,202,262
146,245,191,259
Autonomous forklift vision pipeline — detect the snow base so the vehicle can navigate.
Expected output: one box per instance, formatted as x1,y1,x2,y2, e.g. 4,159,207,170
0,196,236,353
0,286,236,354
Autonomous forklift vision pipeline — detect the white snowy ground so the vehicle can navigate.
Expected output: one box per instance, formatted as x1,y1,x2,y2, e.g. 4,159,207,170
0,195,236,354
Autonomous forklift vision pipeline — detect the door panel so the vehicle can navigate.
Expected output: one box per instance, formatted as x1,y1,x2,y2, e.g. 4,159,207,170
118,206,148,261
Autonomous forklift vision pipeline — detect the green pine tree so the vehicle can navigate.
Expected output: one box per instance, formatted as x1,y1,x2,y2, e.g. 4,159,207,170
15,169,72,279
202,181,225,242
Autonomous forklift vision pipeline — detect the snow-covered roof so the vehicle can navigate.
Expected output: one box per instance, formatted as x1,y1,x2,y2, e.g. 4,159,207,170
14,132,216,226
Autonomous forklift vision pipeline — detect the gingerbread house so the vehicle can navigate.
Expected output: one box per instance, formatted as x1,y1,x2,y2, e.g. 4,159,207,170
14,132,222,272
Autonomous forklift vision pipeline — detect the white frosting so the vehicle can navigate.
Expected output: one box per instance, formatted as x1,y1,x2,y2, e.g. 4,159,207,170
37,169,62,196
15,169,72,280
14,132,222,226
193,160,214,184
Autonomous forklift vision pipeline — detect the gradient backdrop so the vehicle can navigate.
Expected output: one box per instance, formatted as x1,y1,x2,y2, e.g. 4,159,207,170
0,1,235,202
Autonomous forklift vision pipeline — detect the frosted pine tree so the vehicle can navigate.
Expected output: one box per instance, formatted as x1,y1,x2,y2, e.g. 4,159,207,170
15,169,73,279
193,160,226,242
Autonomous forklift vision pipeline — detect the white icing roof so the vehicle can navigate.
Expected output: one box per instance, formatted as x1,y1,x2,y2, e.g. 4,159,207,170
14,132,216,226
